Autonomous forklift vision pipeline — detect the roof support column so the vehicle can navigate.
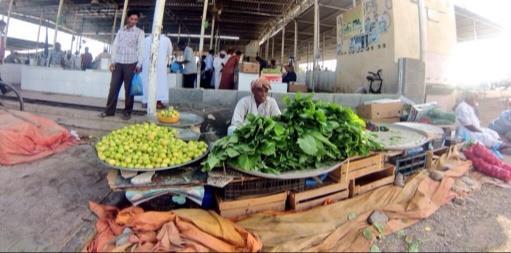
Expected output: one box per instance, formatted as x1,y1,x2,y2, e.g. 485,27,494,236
472,20,477,40
147,0,167,117
312,0,320,91
36,11,43,54
120,0,130,28
196,0,209,89
417,0,427,62
111,8,119,46
210,15,215,50
70,13,78,53
3,0,14,59
265,39,269,59
281,26,285,68
271,37,274,59
353,0,357,8
177,24,181,43
294,20,298,62
53,0,64,46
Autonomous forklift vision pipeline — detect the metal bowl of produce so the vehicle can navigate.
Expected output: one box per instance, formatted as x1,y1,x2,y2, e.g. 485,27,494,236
369,123,430,151
156,112,204,128
228,160,345,180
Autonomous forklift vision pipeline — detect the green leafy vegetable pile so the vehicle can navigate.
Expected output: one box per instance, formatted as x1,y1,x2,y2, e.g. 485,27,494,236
202,94,382,174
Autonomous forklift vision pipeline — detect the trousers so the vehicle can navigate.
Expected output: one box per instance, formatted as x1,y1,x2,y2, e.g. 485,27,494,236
104,63,136,115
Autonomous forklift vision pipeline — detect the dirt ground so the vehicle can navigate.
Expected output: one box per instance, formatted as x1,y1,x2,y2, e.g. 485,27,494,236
1,91,511,252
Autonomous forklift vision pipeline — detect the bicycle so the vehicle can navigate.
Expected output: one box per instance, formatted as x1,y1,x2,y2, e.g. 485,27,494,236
0,79,24,111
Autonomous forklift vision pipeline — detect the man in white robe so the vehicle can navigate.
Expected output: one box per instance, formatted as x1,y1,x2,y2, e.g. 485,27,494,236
213,50,227,89
140,34,172,109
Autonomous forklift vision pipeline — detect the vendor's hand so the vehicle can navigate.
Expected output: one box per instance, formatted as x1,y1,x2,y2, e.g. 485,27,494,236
109,63,116,72
135,66,142,73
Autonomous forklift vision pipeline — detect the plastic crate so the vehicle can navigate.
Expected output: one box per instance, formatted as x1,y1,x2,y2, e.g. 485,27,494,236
389,152,427,175
220,178,305,200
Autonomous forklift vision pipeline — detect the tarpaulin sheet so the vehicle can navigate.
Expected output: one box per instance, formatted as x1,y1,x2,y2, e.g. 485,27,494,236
237,160,471,252
86,202,262,252
0,109,76,165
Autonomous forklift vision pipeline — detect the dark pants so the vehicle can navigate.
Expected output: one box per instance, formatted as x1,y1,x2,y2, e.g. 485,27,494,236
104,63,136,115
201,70,214,89
183,74,196,88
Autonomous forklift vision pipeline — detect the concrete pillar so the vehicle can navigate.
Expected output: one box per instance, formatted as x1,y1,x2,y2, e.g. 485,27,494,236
196,0,209,89
312,0,320,91
147,0,167,117
111,8,119,45
417,0,427,62
281,26,285,67
3,0,14,54
210,15,215,50
294,20,298,61
120,0,129,28
53,0,65,46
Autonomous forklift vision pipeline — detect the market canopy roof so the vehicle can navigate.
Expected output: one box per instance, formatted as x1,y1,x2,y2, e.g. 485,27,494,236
6,37,50,51
455,6,504,42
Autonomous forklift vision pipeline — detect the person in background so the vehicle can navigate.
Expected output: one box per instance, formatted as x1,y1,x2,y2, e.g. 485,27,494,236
81,47,93,70
72,50,81,70
282,64,297,85
169,54,183,73
140,33,172,109
4,51,21,64
94,48,111,69
219,50,241,90
268,59,277,69
63,50,75,69
213,50,227,89
47,42,65,68
177,41,197,88
228,78,281,135
255,56,268,73
455,92,511,154
489,98,511,142
203,49,214,89
99,10,144,120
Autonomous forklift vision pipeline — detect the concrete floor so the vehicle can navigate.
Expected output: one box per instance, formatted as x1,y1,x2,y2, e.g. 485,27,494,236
1,89,511,251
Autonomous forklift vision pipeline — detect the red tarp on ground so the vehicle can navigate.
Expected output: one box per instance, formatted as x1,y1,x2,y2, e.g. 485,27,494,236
0,109,76,165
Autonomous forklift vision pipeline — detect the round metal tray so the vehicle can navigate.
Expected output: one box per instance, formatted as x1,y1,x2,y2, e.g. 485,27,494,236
370,123,430,151
157,112,204,128
228,160,345,180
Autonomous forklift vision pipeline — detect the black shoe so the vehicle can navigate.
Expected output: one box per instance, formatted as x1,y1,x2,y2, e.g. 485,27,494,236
99,112,114,118
121,113,131,120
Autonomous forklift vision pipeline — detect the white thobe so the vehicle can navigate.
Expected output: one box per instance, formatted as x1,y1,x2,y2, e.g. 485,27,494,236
213,56,227,89
455,101,502,148
140,34,172,104
228,96,281,136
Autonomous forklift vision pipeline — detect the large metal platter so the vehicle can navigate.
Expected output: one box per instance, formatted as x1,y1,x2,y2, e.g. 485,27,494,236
175,128,201,141
395,122,444,139
228,160,345,180
370,123,430,151
157,112,204,128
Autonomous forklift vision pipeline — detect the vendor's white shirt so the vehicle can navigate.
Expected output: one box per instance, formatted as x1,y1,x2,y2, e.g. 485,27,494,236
455,101,501,148
231,96,281,127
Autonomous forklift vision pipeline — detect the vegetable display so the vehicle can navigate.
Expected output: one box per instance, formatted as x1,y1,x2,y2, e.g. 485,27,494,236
464,143,511,182
158,107,181,124
203,94,382,174
96,123,208,169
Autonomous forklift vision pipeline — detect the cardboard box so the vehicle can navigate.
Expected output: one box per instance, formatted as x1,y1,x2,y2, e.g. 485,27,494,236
357,102,403,121
289,84,308,93
240,62,260,73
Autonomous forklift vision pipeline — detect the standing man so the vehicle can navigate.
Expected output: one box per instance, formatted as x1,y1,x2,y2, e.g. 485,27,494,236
177,41,197,88
47,42,65,68
203,49,214,88
140,33,172,109
99,10,144,120
213,50,227,89
81,47,93,70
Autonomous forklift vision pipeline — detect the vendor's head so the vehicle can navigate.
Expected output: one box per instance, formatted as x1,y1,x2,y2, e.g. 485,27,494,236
464,91,479,107
126,10,141,28
251,78,271,104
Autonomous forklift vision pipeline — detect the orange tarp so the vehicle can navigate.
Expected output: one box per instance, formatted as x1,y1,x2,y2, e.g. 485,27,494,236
86,202,262,252
237,160,471,252
0,110,76,165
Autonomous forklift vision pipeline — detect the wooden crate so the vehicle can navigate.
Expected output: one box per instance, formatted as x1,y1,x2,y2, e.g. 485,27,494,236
349,164,396,197
329,153,385,184
288,182,349,211
216,192,288,219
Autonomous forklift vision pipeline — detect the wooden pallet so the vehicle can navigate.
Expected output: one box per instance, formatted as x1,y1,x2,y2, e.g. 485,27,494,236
216,192,288,219
288,182,349,211
349,164,396,197
329,153,385,184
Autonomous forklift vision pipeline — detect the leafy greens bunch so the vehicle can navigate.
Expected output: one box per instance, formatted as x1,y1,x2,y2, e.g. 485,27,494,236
202,94,382,174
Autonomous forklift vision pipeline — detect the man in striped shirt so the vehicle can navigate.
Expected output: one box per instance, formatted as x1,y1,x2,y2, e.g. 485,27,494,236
100,10,144,120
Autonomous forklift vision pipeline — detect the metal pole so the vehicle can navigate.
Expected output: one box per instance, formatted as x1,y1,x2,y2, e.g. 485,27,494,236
322,32,325,67
120,0,129,28
418,0,427,62
36,11,43,54
177,24,181,43
70,13,77,53
210,15,215,50
265,40,269,59
147,0,167,117
472,20,477,40
313,0,320,91
353,0,357,8
294,20,298,61
111,8,119,45
281,26,285,68
53,0,64,46
271,37,274,59
3,0,14,54
196,0,209,89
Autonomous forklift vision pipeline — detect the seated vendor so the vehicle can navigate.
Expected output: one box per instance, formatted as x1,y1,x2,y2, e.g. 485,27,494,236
489,99,511,142
228,78,281,136
455,92,511,153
